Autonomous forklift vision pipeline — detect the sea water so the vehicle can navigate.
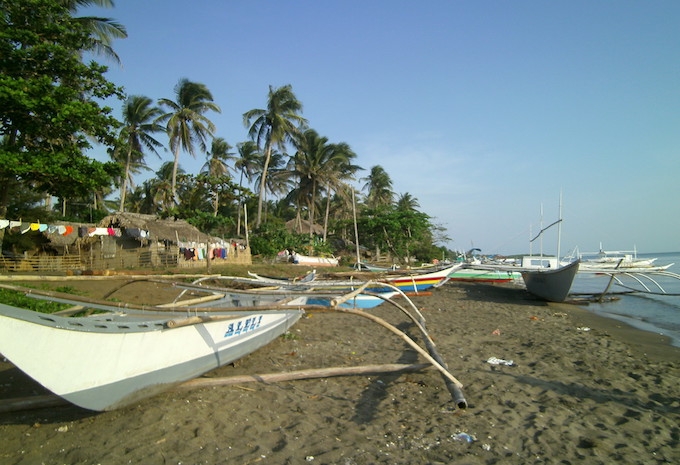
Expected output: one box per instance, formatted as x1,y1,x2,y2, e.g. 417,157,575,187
570,251,680,348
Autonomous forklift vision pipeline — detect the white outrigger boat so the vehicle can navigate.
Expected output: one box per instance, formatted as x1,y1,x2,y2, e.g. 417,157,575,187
562,244,670,272
0,278,470,412
0,288,303,411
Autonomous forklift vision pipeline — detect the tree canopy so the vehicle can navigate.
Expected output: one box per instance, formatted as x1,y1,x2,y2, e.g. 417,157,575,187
0,0,124,216
0,2,453,262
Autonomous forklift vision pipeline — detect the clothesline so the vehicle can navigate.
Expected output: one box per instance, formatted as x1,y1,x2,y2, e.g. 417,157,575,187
0,218,149,238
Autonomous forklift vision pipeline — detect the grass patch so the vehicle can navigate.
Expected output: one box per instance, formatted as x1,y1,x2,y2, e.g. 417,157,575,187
0,288,70,314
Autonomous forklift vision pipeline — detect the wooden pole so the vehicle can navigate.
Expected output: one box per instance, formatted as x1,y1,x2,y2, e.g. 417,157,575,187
244,204,249,249
176,363,431,390
0,363,431,413
352,189,361,266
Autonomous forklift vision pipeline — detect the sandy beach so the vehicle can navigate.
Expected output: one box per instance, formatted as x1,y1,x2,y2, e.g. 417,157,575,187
0,273,678,464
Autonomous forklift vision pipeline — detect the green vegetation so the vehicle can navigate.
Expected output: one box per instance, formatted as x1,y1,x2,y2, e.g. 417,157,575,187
0,288,69,314
0,0,454,263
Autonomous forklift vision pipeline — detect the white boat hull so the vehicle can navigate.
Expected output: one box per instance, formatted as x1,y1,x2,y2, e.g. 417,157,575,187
0,304,302,411
292,253,339,267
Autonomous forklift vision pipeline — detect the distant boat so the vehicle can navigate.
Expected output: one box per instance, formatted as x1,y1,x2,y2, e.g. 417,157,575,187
351,262,399,272
521,259,580,302
173,278,399,310
449,266,521,283
245,264,461,294
275,250,339,267
566,246,663,271
292,253,339,267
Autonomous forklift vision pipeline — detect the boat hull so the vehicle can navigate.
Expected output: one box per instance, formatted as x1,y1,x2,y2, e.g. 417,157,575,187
308,264,460,293
521,260,580,302
448,268,521,283
292,253,339,267
0,304,302,411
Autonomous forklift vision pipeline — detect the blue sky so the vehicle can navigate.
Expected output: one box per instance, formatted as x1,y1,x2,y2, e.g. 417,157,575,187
84,1,679,255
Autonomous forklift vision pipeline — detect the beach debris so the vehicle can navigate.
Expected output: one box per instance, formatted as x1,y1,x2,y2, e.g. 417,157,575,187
529,316,543,321
452,432,476,442
305,456,315,461
56,425,68,433
482,443,491,451
486,357,515,366
577,327,592,332
491,329,501,335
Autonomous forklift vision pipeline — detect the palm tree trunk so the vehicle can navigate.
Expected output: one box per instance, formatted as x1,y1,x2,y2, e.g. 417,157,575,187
236,170,244,235
323,182,332,242
309,179,317,238
296,209,302,232
119,146,132,212
171,144,180,205
256,143,272,227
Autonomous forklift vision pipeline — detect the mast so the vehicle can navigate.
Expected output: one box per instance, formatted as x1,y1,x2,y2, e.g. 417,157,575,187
539,203,544,258
557,190,563,265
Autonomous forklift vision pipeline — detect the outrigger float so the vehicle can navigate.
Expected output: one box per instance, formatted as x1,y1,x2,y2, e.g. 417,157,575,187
575,267,680,302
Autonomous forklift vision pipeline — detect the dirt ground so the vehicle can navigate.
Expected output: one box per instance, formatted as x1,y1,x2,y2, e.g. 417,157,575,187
0,272,678,464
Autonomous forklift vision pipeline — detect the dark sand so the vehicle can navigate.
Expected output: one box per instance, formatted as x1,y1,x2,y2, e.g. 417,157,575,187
0,276,678,464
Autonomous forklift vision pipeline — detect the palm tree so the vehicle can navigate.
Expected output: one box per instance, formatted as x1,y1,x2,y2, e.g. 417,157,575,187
290,130,360,239
362,165,394,209
289,129,330,236
201,137,235,216
65,0,128,64
252,150,290,222
158,78,221,203
116,95,163,211
318,142,361,240
243,84,307,227
151,161,180,212
235,141,261,235
396,192,420,212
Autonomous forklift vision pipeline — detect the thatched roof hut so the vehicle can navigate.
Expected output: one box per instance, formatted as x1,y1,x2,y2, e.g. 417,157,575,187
41,220,89,249
286,218,324,235
97,212,216,244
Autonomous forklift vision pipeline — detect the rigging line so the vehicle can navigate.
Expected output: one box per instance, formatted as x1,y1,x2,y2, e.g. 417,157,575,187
529,219,562,243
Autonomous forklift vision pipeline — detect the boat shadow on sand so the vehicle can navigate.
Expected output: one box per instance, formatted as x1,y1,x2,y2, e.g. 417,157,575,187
0,364,97,425
450,282,549,306
350,321,421,424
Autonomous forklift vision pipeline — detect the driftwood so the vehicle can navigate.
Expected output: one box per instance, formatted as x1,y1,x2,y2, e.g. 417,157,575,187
0,363,431,413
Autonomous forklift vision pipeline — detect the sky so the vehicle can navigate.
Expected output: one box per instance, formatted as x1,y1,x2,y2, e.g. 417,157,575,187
82,0,679,255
